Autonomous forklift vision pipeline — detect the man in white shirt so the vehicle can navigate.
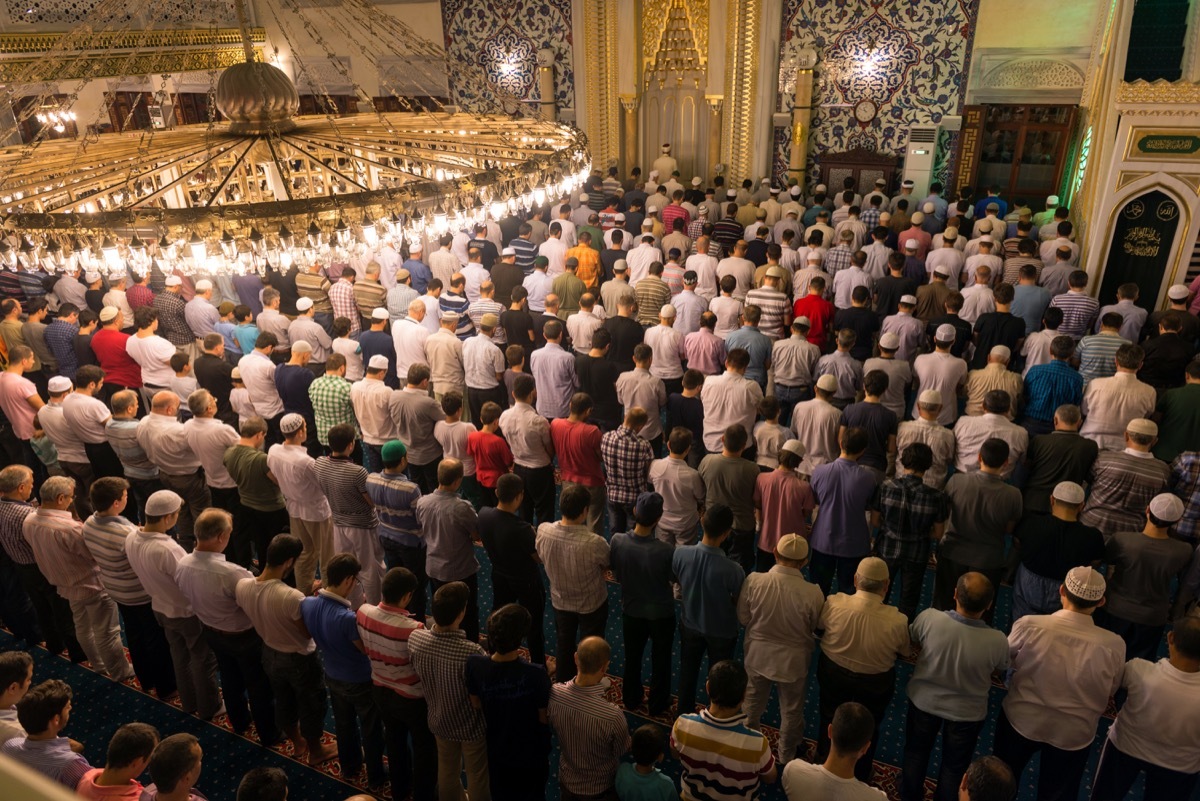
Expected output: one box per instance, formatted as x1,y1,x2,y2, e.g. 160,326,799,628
125,490,222,721
781,702,885,801
181,389,246,565
174,507,278,745
685,238,720,301
643,306,685,395
392,299,431,380
994,566,1125,801
463,314,507,423
625,236,664,287
126,307,177,399
739,534,824,766
716,241,755,300
137,392,211,550
699,349,763,454
266,414,334,594
953,390,1028,478
351,356,398,472
539,223,569,278
912,327,967,426
790,374,842,476
1093,615,1200,799
237,335,284,432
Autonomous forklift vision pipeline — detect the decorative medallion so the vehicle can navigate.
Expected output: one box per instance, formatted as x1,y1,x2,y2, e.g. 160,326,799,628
481,25,537,96
825,13,920,105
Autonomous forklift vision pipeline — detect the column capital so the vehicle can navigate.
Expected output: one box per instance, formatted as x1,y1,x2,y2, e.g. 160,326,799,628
705,94,724,113
618,94,639,112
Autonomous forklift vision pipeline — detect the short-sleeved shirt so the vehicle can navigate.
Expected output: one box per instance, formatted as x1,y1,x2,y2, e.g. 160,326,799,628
610,531,675,619
1104,532,1193,625
672,710,774,801
1014,515,1104,581
809,458,878,558
781,761,884,801
907,609,1009,721
301,590,372,683
478,507,538,584
234,577,313,654
698,454,760,532
840,401,897,472
942,471,1023,570
672,542,744,638
312,456,377,528
465,656,552,767
874,474,949,563
414,490,479,582
1108,658,1200,773
223,444,285,512
753,470,814,553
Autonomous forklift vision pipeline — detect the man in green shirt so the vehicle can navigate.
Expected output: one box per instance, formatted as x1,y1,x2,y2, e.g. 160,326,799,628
1154,361,1200,463
308,353,358,449
222,416,288,563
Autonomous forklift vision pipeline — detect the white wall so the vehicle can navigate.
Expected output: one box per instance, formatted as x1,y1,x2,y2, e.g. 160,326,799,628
974,0,1105,50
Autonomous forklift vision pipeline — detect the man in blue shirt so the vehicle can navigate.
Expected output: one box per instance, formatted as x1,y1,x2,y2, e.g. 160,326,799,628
808,427,880,596
725,306,772,389
301,553,386,788
366,439,426,618
402,243,432,295
1022,336,1083,437
672,503,745,717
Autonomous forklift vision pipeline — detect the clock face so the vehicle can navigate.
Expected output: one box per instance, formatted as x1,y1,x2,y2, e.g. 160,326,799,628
854,99,877,124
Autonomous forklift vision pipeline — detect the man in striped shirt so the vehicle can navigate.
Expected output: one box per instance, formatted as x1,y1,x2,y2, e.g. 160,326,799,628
81,477,177,700
671,660,777,801
357,566,436,801
1048,270,1099,340
548,637,631,799
407,582,489,801
1,679,93,790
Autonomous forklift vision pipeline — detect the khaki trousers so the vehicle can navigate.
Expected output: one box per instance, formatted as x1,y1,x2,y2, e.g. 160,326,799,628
69,594,133,681
436,735,490,801
289,516,334,592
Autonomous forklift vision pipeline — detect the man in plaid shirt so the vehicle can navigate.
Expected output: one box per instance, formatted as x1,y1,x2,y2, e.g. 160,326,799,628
600,407,655,534
307,353,358,448
1171,451,1200,544
860,195,884,230
873,442,949,621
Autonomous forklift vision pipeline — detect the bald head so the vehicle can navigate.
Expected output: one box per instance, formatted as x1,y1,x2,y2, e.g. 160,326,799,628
408,299,426,320
954,572,995,618
575,636,611,676
151,391,180,414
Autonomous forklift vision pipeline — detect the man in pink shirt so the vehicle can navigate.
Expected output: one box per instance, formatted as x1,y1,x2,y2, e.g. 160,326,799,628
76,723,160,800
0,345,44,474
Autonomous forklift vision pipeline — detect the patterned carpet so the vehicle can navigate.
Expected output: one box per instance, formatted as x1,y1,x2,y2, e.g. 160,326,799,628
0,545,1150,801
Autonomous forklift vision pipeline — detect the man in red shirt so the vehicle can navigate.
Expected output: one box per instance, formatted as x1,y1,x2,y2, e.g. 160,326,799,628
550,393,606,535
793,275,836,350
89,307,143,404
466,401,514,508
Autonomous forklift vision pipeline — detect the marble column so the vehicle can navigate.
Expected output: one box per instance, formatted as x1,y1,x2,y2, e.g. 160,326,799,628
620,95,639,176
789,67,814,183
706,96,723,180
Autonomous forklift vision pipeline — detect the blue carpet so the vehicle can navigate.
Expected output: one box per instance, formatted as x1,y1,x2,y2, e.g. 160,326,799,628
0,545,1150,801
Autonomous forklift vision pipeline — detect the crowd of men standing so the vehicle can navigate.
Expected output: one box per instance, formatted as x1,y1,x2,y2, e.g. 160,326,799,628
0,162,1198,801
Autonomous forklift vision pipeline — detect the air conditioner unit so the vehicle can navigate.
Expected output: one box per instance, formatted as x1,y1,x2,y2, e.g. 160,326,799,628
148,101,174,129
901,123,940,200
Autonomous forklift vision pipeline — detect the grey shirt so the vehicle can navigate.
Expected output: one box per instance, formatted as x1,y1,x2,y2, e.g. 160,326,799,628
388,387,445,465
942,471,1022,570
1105,532,1193,625
907,609,1009,722
414,489,479,582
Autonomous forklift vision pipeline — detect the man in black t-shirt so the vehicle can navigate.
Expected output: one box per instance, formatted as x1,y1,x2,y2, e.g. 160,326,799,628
927,292,974,359
874,252,917,320
477,473,545,665
576,328,624,432
970,283,1026,370
833,286,881,362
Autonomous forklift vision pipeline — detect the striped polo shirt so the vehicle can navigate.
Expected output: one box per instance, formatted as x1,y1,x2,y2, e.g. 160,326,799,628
671,709,775,801
1077,331,1130,384
81,514,150,606
548,680,632,794
1048,291,1099,339
356,601,425,698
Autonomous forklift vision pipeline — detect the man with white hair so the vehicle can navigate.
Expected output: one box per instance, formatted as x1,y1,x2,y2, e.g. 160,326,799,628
738,532,824,766
814,556,909,781
136,390,211,550
994,566,1125,801
288,298,332,370
392,298,430,380
23,475,135,682
963,345,1022,417
184,280,221,356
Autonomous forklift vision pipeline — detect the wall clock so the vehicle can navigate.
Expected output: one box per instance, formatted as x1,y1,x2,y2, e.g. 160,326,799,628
853,99,878,126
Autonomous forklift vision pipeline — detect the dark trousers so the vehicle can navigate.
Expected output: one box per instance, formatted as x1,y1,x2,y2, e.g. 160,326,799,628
327,676,386,787
84,440,125,480
622,613,675,715
816,654,895,782
1091,737,1199,800
240,506,290,571
468,385,508,424
382,541,428,620
933,556,1004,624
607,501,636,535
0,549,40,647
492,572,546,664
727,528,756,575
204,627,277,741
993,711,1090,801
678,624,737,717
431,573,480,642
1021,418,1054,437
409,459,440,496
210,486,253,570
1096,609,1164,663
810,549,864,597
260,646,328,742
14,562,85,661
125,476,164,526
554,601,608,684
774,383,810,429
901,701,984,801
375,687,438,801
880,555,929,621
363,442,383,475
118,601,177,698
514,463,555,525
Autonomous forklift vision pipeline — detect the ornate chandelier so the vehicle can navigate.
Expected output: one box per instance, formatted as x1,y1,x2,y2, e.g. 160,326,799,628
0,0,591,278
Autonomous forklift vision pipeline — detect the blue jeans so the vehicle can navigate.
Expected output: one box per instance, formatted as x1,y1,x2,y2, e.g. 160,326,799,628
902,701,984,801
678,625,737,717
326,676,386,786
773,383,811,428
